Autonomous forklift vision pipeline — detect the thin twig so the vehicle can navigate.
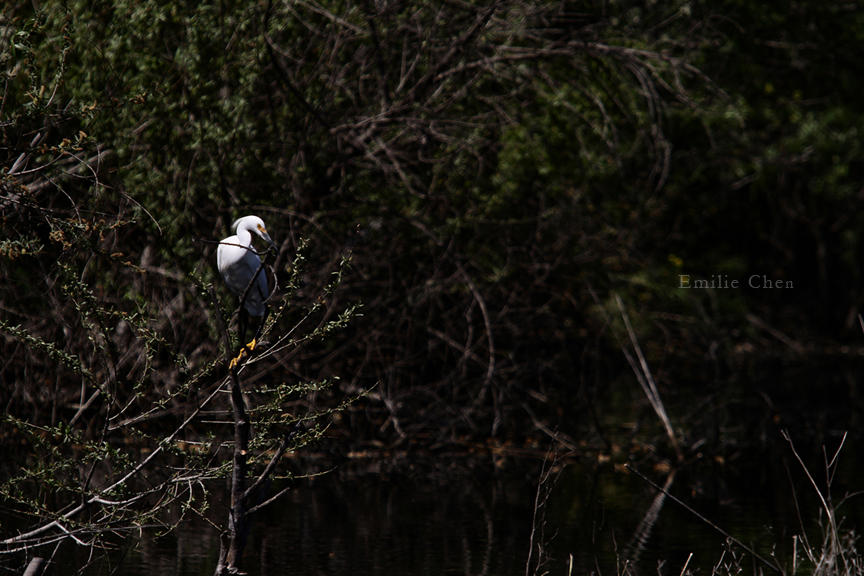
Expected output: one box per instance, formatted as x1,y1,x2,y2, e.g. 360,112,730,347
782,430,850,575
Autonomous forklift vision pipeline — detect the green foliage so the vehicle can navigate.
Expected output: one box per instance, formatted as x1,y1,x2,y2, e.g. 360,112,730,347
1,6,361,567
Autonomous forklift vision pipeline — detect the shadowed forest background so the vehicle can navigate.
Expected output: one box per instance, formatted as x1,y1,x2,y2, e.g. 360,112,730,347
2,0,864,573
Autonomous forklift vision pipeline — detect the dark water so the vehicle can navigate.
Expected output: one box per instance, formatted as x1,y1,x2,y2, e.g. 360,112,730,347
118,439,863,576
8,361,864,575
124,462,537,575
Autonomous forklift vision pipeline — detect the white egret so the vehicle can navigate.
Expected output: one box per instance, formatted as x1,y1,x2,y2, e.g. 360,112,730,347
217,215,276,368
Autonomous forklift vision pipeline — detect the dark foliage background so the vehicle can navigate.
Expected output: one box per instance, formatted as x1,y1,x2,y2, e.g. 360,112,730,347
3,0,864,459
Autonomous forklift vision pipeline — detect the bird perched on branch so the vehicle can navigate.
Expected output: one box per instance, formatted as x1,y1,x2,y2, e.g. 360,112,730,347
217,215,276,369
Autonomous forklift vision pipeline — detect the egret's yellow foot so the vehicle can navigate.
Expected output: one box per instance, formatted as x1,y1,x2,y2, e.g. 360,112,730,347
228,349,246,370
228,339,258,370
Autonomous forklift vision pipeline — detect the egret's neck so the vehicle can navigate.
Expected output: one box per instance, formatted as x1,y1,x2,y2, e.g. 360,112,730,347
236,226,253,247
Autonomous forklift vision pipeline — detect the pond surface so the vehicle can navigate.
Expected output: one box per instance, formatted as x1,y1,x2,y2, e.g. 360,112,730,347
9,360,864,575
118,440,864,576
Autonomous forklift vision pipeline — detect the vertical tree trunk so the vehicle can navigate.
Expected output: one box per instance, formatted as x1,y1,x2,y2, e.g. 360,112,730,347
214,370,251,575
225,374,251,569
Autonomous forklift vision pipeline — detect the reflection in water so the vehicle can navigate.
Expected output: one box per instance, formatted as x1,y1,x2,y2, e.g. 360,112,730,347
8,364,864,574
256,463,541,575
117,444,858,576
9,438,864,575
126,461,537,575
624,469,675,567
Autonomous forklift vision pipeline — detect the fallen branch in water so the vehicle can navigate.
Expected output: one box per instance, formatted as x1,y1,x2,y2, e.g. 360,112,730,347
613,292,682,462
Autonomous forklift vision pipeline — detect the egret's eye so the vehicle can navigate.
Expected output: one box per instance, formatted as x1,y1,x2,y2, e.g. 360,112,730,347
257,224,267,234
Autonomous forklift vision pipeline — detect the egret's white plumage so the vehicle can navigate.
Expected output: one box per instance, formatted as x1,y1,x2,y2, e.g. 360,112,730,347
217,215,275,318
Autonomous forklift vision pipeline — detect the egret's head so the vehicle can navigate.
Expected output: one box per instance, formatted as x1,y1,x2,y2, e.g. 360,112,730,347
233,215,275,246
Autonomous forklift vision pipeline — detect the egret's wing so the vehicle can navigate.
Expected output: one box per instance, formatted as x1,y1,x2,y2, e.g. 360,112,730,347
254,263,269,301
232,250,267,316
